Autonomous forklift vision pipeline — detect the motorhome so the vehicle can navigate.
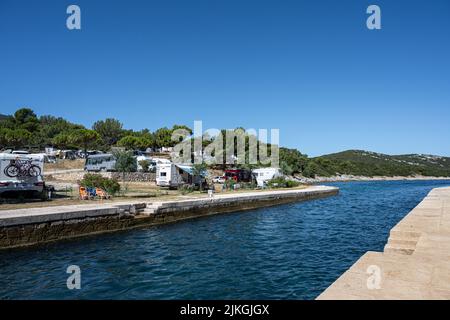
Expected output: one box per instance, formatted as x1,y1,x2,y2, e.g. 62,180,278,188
84,153,117,172
156,163,206,188
0,153,46,196
252,168,283,188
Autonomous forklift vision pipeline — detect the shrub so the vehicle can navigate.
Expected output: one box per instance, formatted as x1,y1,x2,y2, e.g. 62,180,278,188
80,173,121,195
179,184,195,195
113,150,137,174
223,179,236,190
267,176,300,189
139,160,150,172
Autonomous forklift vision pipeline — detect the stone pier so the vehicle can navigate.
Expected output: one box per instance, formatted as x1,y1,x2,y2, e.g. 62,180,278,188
317,186,450,300
0,185,338,250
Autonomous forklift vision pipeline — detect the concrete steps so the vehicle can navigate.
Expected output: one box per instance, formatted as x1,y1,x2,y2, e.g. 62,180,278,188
141,202,163,216
384,243,416,255
389,229,422,240
384,230,421,255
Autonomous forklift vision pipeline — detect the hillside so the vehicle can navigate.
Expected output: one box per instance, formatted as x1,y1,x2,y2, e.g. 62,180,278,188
305,150,450,178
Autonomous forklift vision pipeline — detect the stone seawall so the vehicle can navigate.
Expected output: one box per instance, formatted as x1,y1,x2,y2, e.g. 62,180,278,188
317,186,450,300
0,186,338,250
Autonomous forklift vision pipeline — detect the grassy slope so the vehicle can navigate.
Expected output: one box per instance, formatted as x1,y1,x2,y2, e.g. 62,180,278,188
312,150,450,177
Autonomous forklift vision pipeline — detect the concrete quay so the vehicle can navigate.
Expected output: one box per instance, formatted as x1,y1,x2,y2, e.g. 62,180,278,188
317,186,450,300
0,185,338,249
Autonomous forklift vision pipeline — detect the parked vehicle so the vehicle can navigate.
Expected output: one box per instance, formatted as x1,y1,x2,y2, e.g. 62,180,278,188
57,150,77,160
212,176,226,184
156,163,206,189
0,153,46,196
84,154,117,172
11,150,30,155
252,167,283,188
32,153,57,164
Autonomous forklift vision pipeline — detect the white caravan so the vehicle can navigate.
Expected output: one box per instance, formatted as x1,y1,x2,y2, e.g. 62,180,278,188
156,163,184,188
252,168,283,188
156,163,205,188
0,153,45,195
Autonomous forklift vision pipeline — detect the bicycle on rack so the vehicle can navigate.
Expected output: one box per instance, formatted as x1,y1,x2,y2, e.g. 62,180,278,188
3,159,42,178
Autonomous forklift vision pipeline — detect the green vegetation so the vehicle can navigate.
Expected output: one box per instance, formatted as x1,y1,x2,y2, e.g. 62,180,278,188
279,148,308,175
80,173,121,195
138,160,150,173
267,176,300,188
0,108,192,152
304,150,450,178
113,150,138,180
2,108,450,178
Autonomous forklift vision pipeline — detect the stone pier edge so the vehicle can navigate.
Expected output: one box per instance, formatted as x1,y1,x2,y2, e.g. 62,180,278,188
0,186,338,250
317,186,450,300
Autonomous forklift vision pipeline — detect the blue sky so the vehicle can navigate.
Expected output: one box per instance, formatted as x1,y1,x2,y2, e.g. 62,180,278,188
1,0,449,156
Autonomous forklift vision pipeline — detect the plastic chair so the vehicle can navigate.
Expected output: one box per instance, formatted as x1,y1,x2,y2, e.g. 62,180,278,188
95,188,110,200
86,187,97,198
79,187,90,200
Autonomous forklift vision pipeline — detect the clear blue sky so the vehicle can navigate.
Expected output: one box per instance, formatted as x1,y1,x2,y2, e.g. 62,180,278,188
1,0,449,156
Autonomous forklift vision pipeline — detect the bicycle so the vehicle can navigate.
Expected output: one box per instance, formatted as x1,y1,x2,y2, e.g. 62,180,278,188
4,159,42,178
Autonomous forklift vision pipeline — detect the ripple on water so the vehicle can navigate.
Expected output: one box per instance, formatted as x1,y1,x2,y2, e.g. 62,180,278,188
0,180,449,299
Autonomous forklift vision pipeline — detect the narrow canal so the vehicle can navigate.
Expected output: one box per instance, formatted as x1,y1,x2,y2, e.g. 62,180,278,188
1,180,449,299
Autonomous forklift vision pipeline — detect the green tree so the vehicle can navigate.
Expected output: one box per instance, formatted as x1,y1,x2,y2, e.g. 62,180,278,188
13,108,39,133
154,127,173,148
113,150,137,183
69,129,100,153
138,160,150,172
0,128,10,147
37,115,85,146
92,118,123,146
192,163,207,191
14,108,37,125
172,124,193,135
2,128,32,148
52,132,73,149
279,148,308,174
117,135,152,150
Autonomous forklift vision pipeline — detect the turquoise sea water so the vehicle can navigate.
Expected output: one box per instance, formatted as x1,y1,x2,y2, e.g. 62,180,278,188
1,180,449,300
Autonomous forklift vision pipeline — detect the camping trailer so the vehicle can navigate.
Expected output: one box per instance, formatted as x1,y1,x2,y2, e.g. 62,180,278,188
156,163,206,188
252,168,283,188
0,153,45,195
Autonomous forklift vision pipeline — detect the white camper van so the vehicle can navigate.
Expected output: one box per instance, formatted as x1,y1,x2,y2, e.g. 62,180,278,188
252,168,283,188
156,163,206,189
0,153,45,195
156,163,183,188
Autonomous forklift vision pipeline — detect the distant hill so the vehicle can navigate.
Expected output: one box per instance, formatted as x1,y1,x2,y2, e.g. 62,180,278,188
0,114,9,121
307,150,450,177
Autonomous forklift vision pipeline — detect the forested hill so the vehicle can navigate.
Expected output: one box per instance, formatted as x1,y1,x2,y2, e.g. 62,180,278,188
304,150,450,177
2,108,450,178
